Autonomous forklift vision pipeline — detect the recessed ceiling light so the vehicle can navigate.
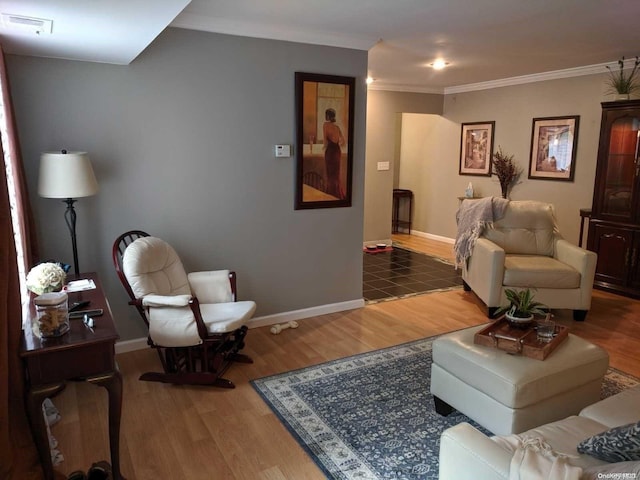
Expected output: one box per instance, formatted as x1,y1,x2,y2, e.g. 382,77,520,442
430,59,449,70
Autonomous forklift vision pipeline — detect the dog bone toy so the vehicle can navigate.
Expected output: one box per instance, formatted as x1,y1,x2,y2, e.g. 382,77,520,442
270,320,299,335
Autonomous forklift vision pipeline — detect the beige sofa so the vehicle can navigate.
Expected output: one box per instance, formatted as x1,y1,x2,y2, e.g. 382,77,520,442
439,385,640,479
462,201,597,321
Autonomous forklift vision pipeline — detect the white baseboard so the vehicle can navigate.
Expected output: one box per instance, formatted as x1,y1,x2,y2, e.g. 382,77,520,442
408,229,455,244
114,298,366,355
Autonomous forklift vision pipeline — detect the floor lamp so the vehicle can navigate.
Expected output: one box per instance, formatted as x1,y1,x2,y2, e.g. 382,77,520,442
38,150,99,276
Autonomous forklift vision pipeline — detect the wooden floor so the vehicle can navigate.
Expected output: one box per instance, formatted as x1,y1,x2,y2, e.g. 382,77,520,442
49,235,640,479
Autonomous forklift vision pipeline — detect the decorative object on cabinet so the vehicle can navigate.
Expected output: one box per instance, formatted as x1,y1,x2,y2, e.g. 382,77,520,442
491,146,521,198
587,100,640,298
605,56,640,99
459,121,494,176
38,150,99,275
294,72,355,210
528,116,579,181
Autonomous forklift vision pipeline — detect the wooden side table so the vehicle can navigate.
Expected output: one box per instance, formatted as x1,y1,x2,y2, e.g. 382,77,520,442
20,272,126,480
392,189,413,234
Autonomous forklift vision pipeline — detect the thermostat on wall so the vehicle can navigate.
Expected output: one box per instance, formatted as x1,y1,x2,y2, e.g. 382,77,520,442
275,144,291,157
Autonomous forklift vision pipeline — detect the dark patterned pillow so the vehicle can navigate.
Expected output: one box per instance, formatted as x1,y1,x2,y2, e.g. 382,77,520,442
577,421,640,463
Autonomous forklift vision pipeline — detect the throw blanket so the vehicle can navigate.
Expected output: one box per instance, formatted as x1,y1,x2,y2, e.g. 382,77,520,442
502,436,583,480
454,196,509,268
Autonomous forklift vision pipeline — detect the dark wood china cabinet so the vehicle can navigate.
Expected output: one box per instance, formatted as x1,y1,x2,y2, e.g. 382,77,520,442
588,100,640,297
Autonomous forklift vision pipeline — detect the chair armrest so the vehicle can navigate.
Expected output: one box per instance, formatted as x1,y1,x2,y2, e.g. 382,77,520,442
554,238,597,304
463,237,506,307
439,423,511,480
188,270,234,303
142,294,192,307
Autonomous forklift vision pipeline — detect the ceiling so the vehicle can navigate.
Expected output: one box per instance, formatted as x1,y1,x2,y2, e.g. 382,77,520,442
1,0,639,93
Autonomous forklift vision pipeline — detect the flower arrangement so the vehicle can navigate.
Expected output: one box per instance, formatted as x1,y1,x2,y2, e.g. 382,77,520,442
491,146,521,199
26,262,67,295
605,56,640,96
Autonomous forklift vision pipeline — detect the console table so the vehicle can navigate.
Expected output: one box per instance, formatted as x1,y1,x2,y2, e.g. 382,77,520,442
20,272,125,480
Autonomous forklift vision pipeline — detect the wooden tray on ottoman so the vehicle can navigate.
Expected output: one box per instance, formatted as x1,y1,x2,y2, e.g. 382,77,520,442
474,318,569,360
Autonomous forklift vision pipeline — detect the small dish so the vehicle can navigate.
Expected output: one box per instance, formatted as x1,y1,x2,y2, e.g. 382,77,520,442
376,243,387,249
366,245,377,251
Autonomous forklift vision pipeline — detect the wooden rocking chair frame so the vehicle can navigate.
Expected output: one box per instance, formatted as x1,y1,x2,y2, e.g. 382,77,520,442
112,230,252,388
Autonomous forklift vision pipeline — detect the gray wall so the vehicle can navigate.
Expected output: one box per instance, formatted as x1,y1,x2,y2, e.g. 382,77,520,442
8,28,368,341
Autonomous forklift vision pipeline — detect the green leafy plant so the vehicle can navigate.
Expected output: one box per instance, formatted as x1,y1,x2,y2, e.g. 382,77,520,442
605,56,640,95
491,146,521,199
495,288,547,319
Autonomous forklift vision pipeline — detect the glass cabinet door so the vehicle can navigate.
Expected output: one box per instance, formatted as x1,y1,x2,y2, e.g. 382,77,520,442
600,115,640,220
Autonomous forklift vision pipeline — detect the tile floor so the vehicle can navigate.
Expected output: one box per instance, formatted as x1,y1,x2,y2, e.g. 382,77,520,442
363,246,463,302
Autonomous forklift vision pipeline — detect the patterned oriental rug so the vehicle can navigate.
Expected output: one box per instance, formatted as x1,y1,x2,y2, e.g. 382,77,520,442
251,335,639,480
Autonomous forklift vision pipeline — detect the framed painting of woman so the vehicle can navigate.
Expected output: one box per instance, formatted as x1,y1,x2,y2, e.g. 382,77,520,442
294,72,355,209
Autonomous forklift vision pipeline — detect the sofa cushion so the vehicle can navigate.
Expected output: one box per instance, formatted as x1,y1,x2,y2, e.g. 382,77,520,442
503,255,581,289
580,385,640,429
577,421,640,462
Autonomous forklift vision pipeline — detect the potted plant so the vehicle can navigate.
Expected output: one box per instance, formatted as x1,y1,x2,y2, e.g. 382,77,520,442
605,56,640,100
494,288,547,328
491,146,521,199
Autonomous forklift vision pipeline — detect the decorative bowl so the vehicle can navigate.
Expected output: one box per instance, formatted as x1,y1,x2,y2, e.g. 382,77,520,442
366,245,377,251
376,243,387,249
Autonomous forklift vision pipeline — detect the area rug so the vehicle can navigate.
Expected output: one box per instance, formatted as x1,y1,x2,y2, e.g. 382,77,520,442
363,246,462,304
251,336,639,480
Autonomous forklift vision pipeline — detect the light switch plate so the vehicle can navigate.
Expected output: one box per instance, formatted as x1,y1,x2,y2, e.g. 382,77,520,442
377,161,390,171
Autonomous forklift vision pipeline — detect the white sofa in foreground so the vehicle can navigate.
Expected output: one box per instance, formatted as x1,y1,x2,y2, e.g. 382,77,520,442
439,385,640,479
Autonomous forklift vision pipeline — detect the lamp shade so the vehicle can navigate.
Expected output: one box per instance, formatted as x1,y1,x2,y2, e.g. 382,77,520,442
38,151,99,198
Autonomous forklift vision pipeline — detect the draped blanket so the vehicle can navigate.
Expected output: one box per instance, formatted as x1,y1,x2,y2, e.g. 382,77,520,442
454,196,509,268
498,436,583,480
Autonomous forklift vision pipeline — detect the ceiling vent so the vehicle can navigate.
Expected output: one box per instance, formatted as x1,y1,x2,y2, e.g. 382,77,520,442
1,14,53,34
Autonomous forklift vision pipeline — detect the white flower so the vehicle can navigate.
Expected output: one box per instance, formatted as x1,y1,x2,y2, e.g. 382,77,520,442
26,263,66,295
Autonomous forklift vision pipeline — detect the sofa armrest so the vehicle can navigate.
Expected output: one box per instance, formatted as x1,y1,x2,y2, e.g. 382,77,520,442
554,238,597,306
463,237,506,307
439,423,511,480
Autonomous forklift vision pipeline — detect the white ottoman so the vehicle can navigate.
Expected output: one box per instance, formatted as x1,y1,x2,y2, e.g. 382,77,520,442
430,324,609,435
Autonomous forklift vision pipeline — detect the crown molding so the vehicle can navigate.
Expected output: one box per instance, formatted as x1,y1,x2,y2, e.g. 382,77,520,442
367,62,611,96
444,62,610,94
367,82,444,95
170,13,375,50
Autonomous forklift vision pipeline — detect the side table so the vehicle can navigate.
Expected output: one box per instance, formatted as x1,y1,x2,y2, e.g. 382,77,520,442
20,272,126,480
392,189,413,234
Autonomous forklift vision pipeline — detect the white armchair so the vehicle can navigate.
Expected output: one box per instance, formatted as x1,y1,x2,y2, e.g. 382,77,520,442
461,201,597,320
113,231,256,388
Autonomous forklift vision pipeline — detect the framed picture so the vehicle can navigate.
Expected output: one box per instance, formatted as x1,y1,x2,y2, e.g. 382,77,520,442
528,116,579,181
459,121,495,176
294,72,355,209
